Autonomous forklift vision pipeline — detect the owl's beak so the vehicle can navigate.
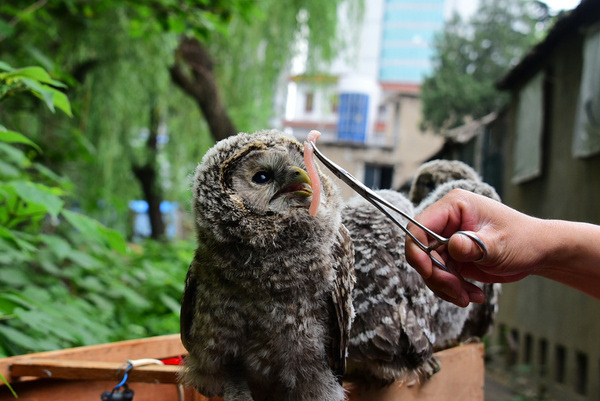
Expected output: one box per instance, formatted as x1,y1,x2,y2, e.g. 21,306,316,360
277,166,313,198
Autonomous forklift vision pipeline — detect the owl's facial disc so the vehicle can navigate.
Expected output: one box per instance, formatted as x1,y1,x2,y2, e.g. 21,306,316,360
230,148,314,214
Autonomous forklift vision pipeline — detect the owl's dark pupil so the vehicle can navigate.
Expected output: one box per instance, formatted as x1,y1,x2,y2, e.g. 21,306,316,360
252,171,272,184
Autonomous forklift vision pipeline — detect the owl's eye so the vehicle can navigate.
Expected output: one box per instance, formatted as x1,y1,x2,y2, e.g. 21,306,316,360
252,170,273,184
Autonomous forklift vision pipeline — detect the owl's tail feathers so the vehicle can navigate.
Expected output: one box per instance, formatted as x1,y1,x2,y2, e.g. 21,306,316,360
404,356,441,387
423,356,441,378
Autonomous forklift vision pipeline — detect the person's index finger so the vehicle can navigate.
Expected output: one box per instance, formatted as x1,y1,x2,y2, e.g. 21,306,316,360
424,266,470,307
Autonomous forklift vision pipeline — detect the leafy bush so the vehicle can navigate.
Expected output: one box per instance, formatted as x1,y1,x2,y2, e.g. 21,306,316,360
0,61,191,357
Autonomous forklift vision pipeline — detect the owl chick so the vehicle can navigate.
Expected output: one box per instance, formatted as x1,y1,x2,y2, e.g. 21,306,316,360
342,161,501,386
415,178,502,344
408,159,480,205
410,159,501,344
180,130,354,401
342,190,441,386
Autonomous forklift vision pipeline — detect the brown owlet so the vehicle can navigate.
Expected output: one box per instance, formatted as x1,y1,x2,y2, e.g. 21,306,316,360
342,190,442,385
408,159,481,205
410,159,501,344
342,160,501,386
179,129,354,401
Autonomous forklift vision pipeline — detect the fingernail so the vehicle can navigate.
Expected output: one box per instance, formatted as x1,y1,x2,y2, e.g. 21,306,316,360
469,290,486,304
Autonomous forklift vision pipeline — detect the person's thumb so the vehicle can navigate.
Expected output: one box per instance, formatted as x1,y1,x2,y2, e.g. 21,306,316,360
448,232,486,263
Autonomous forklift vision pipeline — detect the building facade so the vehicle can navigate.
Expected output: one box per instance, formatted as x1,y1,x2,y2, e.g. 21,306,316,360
431,2,600,399
279,0,453,198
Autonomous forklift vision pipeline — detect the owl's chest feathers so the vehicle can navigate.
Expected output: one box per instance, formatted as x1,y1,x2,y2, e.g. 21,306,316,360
212,233,338,295
200,240,335,336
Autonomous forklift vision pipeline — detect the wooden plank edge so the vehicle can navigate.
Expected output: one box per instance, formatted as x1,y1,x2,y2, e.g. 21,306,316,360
10,358,182,384
0,333,185,384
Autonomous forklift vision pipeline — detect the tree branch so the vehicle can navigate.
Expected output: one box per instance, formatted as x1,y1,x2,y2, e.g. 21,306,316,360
169,36,237,142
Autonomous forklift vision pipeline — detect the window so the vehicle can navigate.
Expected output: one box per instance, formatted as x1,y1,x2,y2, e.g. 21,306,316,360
555,344,566,384
507,329,520,366
524,333,533,365
573,28,600,157
364,164,393,190
512,72,544,184
539,338,548,377
305,92,314,113
575,352,588,395
337,93,369,142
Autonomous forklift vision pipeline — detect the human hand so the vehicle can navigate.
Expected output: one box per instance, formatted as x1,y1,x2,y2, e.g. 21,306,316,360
406,189,541,307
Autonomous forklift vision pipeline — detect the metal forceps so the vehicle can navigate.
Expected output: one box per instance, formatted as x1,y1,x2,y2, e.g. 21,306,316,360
307,141,488,273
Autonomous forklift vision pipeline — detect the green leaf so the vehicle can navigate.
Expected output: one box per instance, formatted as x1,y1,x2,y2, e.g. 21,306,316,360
0,268,31,287
39,235,72,261
14,308,78,343
0,61,14,72
20,78,55,112
0,226,16,242
0,324,56,353
0,66,66,88
67,249,99,270
61,209,105,244
49,87,73,117
33,162,72,187
62,210,127,252
0,141,32,168
0,160,20,178
158,293,181,315
18,78,72,116
0,371,18,398
0,128,43,153
10,232,39,253
0,292,36,314
0,239,32,264
10,181,64,218
98,224,127,254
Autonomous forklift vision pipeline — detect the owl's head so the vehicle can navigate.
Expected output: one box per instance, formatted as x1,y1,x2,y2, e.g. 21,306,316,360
192,130,342,247
408,160,480,205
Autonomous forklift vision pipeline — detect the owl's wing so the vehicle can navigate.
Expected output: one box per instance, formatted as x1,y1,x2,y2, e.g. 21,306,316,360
327,225,355,382
347,219,434,368
343,190,436,380
180,256,200,351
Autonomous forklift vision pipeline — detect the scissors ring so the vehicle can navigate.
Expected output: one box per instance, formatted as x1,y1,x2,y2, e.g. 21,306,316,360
454,231,488,263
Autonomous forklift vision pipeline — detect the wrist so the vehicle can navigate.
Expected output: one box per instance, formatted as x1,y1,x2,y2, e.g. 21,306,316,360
532,220,569,277
533,220,600,295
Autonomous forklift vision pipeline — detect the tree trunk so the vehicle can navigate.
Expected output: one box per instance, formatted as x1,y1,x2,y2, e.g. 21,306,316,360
132,164,165,240
169,36,238,142
132,105,165,240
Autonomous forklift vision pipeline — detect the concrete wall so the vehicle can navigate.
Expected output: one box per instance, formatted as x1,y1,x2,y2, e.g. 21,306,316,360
492,32,600,401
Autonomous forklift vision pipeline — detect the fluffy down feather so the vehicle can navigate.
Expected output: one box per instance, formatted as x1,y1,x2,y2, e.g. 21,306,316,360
180,130,354,401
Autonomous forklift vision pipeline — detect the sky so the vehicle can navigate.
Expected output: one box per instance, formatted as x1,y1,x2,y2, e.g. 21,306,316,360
543,0,581,12
447,0,581,20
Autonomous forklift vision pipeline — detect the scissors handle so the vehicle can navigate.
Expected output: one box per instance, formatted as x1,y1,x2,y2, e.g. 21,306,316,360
426,231,488,271
307,141,488,273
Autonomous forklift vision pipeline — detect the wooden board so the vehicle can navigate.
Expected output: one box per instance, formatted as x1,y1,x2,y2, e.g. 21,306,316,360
10,358,180,384
3,379,203,401
0,335,484,401
184,344,485,401
347,343,484,401
0,333,185,384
